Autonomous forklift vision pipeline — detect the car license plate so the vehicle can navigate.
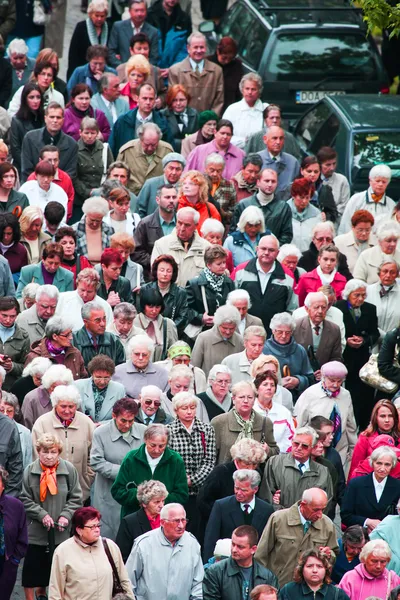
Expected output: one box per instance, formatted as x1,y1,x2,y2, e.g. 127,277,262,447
296,90,346,104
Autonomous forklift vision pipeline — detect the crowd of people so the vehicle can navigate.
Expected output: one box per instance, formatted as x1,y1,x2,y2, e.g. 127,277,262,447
1,0,400,599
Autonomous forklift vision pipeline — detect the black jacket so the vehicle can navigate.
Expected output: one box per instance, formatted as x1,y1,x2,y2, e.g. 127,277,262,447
160,106,198,152
0,56,12,109
141,281,189,335
341,473,400,527
231,193,293,245
116,507,151,562
146,0,192,47
197,391,231,421
314,182,338,223
298,241,352,281
378,327,400,385
132,208,164,280
0,412,22,496
10,114,44,173
72,328,125,367
10,374,36,407
186,270,235,326
97,269,133,305
203,557,278,600
21,127,78,183
197,460,237,521
336,299,380,371
281,582,350,600
67,19,111,80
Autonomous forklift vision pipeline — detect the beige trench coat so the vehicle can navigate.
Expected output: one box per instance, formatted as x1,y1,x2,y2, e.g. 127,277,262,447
117,139,174,195
168,57,224,115
191,325,244,379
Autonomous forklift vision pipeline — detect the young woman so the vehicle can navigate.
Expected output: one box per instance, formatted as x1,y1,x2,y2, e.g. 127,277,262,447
10,82,44,172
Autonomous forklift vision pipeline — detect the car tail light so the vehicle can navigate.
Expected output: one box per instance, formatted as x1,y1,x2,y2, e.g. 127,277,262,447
379,87,390,94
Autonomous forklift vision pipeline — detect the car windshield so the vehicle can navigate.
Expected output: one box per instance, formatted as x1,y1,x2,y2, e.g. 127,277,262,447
353,131,400,177
268,33,377,80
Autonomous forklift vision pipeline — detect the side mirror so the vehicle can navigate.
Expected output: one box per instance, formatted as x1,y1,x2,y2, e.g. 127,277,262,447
199,20,215,34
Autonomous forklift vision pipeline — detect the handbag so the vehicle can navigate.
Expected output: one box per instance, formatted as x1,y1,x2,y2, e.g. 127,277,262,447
102,538,124,595
359,353,399,394
33,0,51,25
183,286,208,341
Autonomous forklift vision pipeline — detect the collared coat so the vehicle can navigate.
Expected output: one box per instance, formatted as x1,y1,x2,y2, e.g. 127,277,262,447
255,502,339,587
32,409,96,501
108,19,159,66
203,557,278,600
0,324,30,391
21,386,51,430
0,413,22,496
338,563,400,600
141,281,189,335
334,229,377,274
341,473,400,527
169,57,224,115
353,244,400,285
73,138,113,207
117,139,174,195
116,507,152,562
293,316,343,366
20,230,51,264
160,106,198,152
73,327,126,367
137,175,166,218
16,263,74,298
186,270,234,325
191,325,244,379
367,280,400,340
231,194,293,245
74,377,126,422
15,304,45,345
112,360,169,400
109,107,174,157
338,189,396,235
257,150,300,194
90,93,129,129
221,350,253,384
211,409,279,465
296,268,347,307
21,128,78,183
90,418,146,539
24,338,87,380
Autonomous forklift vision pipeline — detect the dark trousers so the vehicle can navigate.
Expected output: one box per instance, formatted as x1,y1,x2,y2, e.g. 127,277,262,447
0,558,19,600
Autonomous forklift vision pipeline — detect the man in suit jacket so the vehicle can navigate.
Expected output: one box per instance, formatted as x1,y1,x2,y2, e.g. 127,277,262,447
257,126,300,197
293,291,342,381
21,103,78,183
90,73,129,129
203,469,274,561
108,0,159,67
16,284,59,345
137,152,185,217
169,32,224,115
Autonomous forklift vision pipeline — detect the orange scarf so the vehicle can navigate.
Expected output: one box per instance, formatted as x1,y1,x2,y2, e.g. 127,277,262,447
371,193,384,203
39,461,59,502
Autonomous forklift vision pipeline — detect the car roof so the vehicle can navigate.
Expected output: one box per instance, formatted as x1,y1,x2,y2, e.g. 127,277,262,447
323,94,400,130
249,0,363,27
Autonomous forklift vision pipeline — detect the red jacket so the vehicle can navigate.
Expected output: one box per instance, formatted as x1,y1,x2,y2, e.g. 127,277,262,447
28,169,74,220
295,268,347,307
349,431,400,479
178,196,221,232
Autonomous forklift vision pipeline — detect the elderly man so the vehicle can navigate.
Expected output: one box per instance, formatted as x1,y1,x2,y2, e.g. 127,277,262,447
169,32,224,114
126,503,203,600
107,301,142,353
245,104,302,159
298,221,352,280
56,268,113,332
203,526,278,600
293,291,342,381
137,152,185,217
73,301,125,366
7,38,34,97
191,305,244,378
260,427,333,511
16,284,59,345
204,153,236,228
222,326,266,384
203,470,274,561
231,154,263,202
151,206,211,287
255,488,339,587
226,290,263,335
231,169,293,245
339,164,395,235
135,385,174,425
235,235,297,333
257,127,300,197
117,123,174,195
90,73,129,129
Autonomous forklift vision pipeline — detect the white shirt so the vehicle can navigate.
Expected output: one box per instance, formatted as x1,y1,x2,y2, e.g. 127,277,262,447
101,95,118,123
222,98,267,148
256,259,275,294
372,473,387,502
295,459,310,473
293,305,346,352
145,448,164,474
253,400,295,452
189,58,204,73
240,497,256,513
55,291,113,332
18,180,68,215
131,21,143,35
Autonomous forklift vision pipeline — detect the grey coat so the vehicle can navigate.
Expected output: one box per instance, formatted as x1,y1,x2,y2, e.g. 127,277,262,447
21,385,51,430
112,360,169,399
137,174,166,218
90,419,146,540
0,412,22,496
191,325,244,378
20,458,83,545
108,20,159,67
15,304,45,345
21,127,78,183
74,377,126,422
0,254,15,297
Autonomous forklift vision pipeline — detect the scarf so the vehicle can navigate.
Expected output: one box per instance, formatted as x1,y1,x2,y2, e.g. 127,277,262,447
92,381,107,421
0,241,13,254
206,386,232,412
39,461,59,502
203,267,225,298
45,337,65,356
233,409,255,441
347,301,361,322
86,17,108,46
371,192,384,203
316,265,337,285
380,284,394,298
321,384,342,447
257,190,274,206
138,313,163,346
233,171,258,193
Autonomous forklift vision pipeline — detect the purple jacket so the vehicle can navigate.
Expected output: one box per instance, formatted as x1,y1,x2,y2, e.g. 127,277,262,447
21,385,51,430
62,105,111,142
0,493,28,561
185,139,245,180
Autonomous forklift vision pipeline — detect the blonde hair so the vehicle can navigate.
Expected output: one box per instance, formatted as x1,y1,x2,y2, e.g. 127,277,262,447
250,354,282,384
125,54,151,79
35,433,63,453
110,232,135,252
20,206,44,235
179,170,209,205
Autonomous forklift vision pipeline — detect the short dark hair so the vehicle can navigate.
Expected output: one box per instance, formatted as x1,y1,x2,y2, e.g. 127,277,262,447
42,242,64,260
263,104,281,120
113,397,139,416
69,83,93,101
216,119,233,133
140,286,164,312
309,416,333,430
88,354,116,375
253,370,278,391
44,201,65,225
233,525,258,547
101,248,123,267
0,213,21,244
342,525,366,547
129,32,151,49
86,44,109,62
156,183,176,197
54,226,77,244
33,60,56,79
317,146,337,163
0,162,17,185
40,145,59,158
243,154,263,169
151,254,178,284
301,155,320,170
71,507,101,535
35,160,55,177
0,296,20,313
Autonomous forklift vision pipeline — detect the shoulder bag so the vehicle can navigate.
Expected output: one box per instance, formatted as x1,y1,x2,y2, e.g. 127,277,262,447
183,285,208,341
102,538,124,595
359,352,399,394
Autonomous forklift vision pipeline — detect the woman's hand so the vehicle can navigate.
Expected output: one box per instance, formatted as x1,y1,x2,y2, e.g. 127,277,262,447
202,313,214,326
57,516,69,532
314,369,322,381
321,211,326,222
347,335,364,349
160,68,169,78
0,356,12,372
42,515,54,530
97,131,104,141
187,475,192,487
155,97,163,109
261,442,269,454
107,291,121,307
282,376,299,389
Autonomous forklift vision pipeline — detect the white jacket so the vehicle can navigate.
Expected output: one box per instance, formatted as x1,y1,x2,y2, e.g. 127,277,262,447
253,400,295,452
339,189,396,235
367,280,400,340
56,290,113,331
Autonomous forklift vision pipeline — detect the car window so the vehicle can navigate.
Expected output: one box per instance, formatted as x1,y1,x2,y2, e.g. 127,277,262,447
310,113,341,152
295,103,331,146
220,3,248,45
267,33,378,80
353,131,400,175
239,18,268,70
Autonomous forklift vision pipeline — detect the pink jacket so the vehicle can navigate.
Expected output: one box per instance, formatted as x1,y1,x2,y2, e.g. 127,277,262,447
295,268,347,307
349,432,400,479
338,563,400,600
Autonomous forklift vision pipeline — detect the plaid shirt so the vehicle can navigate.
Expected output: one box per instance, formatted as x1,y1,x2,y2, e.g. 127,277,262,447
167,417,216,495
208,176,237,226
73,217,115,258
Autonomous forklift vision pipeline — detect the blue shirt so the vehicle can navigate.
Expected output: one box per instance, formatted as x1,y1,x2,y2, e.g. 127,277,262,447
160,215,176,236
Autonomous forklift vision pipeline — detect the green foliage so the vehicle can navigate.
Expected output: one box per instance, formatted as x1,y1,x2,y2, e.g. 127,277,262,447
356,0,400,37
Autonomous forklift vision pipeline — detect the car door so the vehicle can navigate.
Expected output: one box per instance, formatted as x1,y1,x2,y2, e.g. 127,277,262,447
237,16,269,72
293,101,333,153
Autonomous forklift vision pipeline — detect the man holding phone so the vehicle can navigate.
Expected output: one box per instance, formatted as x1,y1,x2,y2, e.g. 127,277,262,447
0,297,31,390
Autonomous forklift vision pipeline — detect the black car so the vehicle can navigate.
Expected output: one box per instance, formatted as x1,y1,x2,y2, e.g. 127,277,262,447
200,0,390,119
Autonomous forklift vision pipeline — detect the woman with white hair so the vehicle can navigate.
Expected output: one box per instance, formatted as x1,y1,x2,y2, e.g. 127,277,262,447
7,39,33,98
294,361,357,464
19,281,40,310
191,304,244,378
278,243,305,284
0,391,32,468
263,312,314,403
167,391,216,534
32,385,96,502
72,196,114,265
298,220,353,280
112,334,169,398
353,220,400,284
164,364,209,423
224,205,268,267
367,259,400,342
226,289,263,334
339,164,396,236
336,279,379,428
201,218,234,273
9,356,52,405
197,364,232,420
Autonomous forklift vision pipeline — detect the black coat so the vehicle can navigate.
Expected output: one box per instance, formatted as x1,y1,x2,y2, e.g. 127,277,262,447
313,182,338,223
132,208,163,280
116,507,151,562
10,115,43,173
0,56,12,109
186,270,235,326
208,55,243,113
298,242,353,281
378,327,400,385
67,19,111,80
197,391,232,421
341,473,400,527
140,281,189,335
9,374,35,407
281,582,350,600
160,107,198,153
335,299,380,371
197,460,237,521
146,0,192,48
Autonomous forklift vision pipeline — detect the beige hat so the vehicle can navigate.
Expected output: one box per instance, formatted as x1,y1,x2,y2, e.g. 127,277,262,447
214,538,232,557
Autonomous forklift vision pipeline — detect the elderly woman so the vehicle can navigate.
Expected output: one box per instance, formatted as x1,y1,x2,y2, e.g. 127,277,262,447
226,289,263,335
191,304,244,378
21,363,74,430
73,196,114,265
296,244,347,307
263,312,314,403
211,380,279,465
334,209,376,274
109,232,143,293
250,354,294,413
20,433,82,600
298,221,352,280
281,549,350,600
338,539,400,600
134,287,178,360
16,242,74,298
178,170,221,232
0,465,28,600
367,259,400,341
155,340,207,395
197,364,232,420
0,213,29,281
161,85,199,153
90,397,146,539
0,391,32,468
24,316,87,380
253,371,295,453
164,364,209,422
353,220,400,284
168,391,216,534
54,226,92,283
342,445,400,532
277,243,305,284
32,385,95,502
49,506,133,600
181,110,218,158
111,423,189,517
63,83,110,141
288,178,323,252
120,55,151,109
116,479,168,562
19,282,40,310
0,162,29,215
135,385,174,426
201,218,234,271
10,356,52,405
19,160,68,214
19,206,51,264
74,355,126,422
106,302,141,352
112,334,169,398
336,279,379,428
204,154,236,229
224,206,267,267
294,361,357,465
332,525,366,584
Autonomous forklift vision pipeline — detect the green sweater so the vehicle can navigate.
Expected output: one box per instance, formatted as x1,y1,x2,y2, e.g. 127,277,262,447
111,443,189,517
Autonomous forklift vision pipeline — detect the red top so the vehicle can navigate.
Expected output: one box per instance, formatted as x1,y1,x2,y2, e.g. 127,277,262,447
178,196,221,233
295,268,347,307
120,82,138,110
147,513,161,530
61,256,93,286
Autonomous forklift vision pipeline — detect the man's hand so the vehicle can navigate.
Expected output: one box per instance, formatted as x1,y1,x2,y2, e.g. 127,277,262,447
202,313,214,326
57,516,69,531
314,369,321,381
272,490,281,505
366,518,381,533
282,376,299,390
347,335,363,349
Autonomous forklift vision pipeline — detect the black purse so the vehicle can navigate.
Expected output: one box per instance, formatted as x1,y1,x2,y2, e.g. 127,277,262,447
102,538,124,595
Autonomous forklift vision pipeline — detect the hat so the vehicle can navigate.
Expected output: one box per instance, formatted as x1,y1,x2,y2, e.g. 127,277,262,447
321,361,348,379
168,343,191,360
371,434,395,449
162,153,186,168
198,110,219,129
214,538,232,557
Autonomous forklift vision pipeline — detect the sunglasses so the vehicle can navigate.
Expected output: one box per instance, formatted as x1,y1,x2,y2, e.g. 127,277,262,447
144,400,161,407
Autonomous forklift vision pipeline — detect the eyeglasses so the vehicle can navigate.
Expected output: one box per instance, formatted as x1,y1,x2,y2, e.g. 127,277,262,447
314,236,333,243
292,441,310,449
144,399,161,407
274,329,292,336
93,375,111,382
58,332,73,338
83,523,102,530
163,518,189,524
215,379,231,386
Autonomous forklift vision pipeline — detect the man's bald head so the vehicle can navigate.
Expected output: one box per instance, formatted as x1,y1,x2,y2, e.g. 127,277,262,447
300,488,328,522
256,235,279,271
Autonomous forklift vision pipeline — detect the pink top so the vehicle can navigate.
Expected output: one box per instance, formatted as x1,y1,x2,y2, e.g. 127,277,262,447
185,140,245,180
120,82,138,110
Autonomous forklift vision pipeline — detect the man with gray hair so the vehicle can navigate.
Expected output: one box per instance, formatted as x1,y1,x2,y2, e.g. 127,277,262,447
204,153,236,228
257,126,300,196
16,284,59,345
222,73,266,148
151,206,212,287
136,384,174,425
222,325,266,384
7,38,34,98
137,152,185,218
126,502,203,600
90,72,129,128
203,469,274,561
